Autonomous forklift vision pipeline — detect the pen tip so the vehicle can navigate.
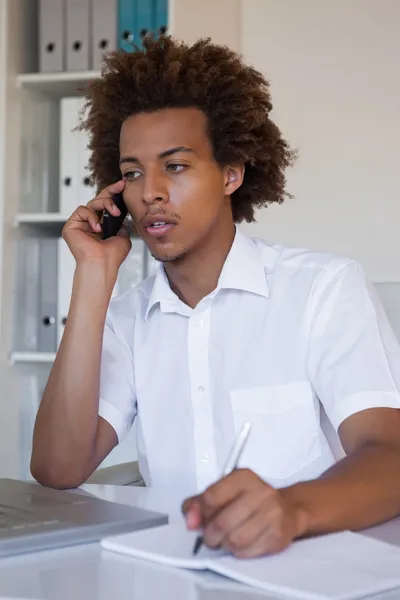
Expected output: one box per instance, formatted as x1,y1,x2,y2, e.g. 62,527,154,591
193,536,203,556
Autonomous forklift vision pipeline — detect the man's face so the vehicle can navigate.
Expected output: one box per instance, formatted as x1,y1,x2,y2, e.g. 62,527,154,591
119,107,241,262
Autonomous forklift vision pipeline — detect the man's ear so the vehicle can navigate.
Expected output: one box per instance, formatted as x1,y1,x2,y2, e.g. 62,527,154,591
224,164,245,196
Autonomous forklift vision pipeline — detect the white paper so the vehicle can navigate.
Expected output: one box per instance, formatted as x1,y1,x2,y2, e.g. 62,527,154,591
101,523,226,570
213,531,400,600
102,523,400,600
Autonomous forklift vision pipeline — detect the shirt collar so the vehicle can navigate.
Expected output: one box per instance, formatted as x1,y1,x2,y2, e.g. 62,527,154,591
145,227,270,321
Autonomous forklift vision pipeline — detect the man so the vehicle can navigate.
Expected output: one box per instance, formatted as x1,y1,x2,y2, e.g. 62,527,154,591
31,36,400,558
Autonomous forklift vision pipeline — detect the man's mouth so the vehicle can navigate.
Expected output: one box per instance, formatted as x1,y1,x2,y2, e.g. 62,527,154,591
144,221,176,237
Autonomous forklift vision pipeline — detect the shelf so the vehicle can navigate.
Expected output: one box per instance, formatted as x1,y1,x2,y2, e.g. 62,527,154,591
15,213,69,235
17,70,101,98
16,213,69,224
11,352,56,365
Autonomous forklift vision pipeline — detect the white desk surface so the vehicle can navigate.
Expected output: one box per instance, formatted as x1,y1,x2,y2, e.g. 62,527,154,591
0,484,400,600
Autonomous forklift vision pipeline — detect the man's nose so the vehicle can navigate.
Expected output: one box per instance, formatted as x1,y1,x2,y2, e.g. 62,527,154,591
142,172,168,204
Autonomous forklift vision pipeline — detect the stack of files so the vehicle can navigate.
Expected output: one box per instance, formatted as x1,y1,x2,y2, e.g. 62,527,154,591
14,238,58,353
38,238,59,353
39,0,64,72
101,522,400,600
59,96,96,216
19,97,58,213
39,0,117,72
39,0,168,72
13,238,41,352
92,0,118,70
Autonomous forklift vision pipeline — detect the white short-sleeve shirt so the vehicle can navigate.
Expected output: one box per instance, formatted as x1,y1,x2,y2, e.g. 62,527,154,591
99,227,400,491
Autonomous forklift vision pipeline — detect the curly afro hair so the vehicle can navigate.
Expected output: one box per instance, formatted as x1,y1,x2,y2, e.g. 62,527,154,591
80,36,296,223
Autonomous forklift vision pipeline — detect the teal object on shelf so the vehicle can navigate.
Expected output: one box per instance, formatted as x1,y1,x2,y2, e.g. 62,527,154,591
154,0,168,36
137,0,153,48
118,0,168,52
118,0,138,52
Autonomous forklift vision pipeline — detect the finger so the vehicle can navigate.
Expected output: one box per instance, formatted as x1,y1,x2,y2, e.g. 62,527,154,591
185,501,203,531
86,179,125,213
182,496,196,515
70,205,102,233
87,195,122,217
203,490,261,549
105,178,126,195
197,469,262,522
181,497,203,530
227,501,293,559
222,507,274,556
233,520,290,558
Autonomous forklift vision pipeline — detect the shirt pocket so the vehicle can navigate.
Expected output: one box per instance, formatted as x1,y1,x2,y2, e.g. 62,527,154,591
230,382,321,480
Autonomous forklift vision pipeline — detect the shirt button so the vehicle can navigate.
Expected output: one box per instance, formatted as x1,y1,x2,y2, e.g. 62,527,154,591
200,454,209,462
197,386,204,394
196,319,204,328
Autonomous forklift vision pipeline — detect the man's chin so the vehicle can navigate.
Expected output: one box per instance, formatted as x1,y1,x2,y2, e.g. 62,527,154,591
150,246,189,264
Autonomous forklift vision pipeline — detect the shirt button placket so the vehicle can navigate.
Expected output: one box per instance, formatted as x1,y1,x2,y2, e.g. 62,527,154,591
187,304,217,490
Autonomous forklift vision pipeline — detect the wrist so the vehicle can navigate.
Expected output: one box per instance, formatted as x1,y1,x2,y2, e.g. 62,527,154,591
75,259,118,293
279,482,313,539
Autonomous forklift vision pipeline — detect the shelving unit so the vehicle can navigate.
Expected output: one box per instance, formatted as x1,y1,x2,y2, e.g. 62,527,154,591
0,0,241,480
15,213,68,223
15,213,68,236
10,352,56,365
17,71,101,98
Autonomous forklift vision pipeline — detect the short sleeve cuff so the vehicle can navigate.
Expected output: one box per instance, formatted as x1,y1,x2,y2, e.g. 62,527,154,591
327,391,400,431
98,398,132,443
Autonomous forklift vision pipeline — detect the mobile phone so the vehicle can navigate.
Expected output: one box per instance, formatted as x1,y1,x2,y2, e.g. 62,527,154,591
102,192,128,240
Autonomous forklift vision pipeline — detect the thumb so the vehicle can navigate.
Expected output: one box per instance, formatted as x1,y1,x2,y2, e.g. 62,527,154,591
182,497,202,530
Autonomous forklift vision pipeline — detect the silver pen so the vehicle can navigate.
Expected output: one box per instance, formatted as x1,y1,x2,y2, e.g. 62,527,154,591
192,422,252,555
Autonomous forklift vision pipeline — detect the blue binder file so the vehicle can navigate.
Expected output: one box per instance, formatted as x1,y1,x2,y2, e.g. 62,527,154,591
118,0,168,52
137,0,153,47
154,0,168,36
118,0,138,52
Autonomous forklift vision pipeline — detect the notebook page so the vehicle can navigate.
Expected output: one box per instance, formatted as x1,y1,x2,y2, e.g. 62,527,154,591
212,531,400,600
101,523,226,570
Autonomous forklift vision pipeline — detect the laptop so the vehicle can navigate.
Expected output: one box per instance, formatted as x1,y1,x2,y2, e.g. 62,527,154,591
0,478,168,557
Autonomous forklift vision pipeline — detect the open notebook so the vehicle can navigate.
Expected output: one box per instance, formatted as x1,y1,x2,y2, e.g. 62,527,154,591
101,522,400,600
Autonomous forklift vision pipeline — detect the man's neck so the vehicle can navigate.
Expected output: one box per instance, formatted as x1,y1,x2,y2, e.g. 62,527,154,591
164,220,236,309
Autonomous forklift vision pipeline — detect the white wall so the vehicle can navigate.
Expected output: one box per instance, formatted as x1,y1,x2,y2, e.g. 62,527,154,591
240,0,400,282
0,0,38,478
170,0,241,49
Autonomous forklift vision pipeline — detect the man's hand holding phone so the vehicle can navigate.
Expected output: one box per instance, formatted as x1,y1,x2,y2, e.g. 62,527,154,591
62,180,131,279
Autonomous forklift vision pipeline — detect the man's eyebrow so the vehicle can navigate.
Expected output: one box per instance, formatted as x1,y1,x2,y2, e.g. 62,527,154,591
119,146,194,166
158,146,195,159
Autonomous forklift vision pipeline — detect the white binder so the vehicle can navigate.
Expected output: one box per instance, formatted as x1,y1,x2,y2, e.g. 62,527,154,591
38,238,58,352
39,0,64,72
57,237,76,347
59,97,80,215
91,0,118,71
76,96,96,206
14,238,40,351
66,0,91,71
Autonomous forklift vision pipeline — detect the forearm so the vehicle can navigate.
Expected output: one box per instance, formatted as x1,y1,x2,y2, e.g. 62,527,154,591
283,441,400,537
31,261,116,485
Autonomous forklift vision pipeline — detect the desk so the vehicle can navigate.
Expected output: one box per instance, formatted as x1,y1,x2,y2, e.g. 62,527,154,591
0,485,399,600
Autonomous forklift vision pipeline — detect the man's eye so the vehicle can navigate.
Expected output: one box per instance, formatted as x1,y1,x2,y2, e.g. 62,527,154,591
124,171,141,180
166,164,185,172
